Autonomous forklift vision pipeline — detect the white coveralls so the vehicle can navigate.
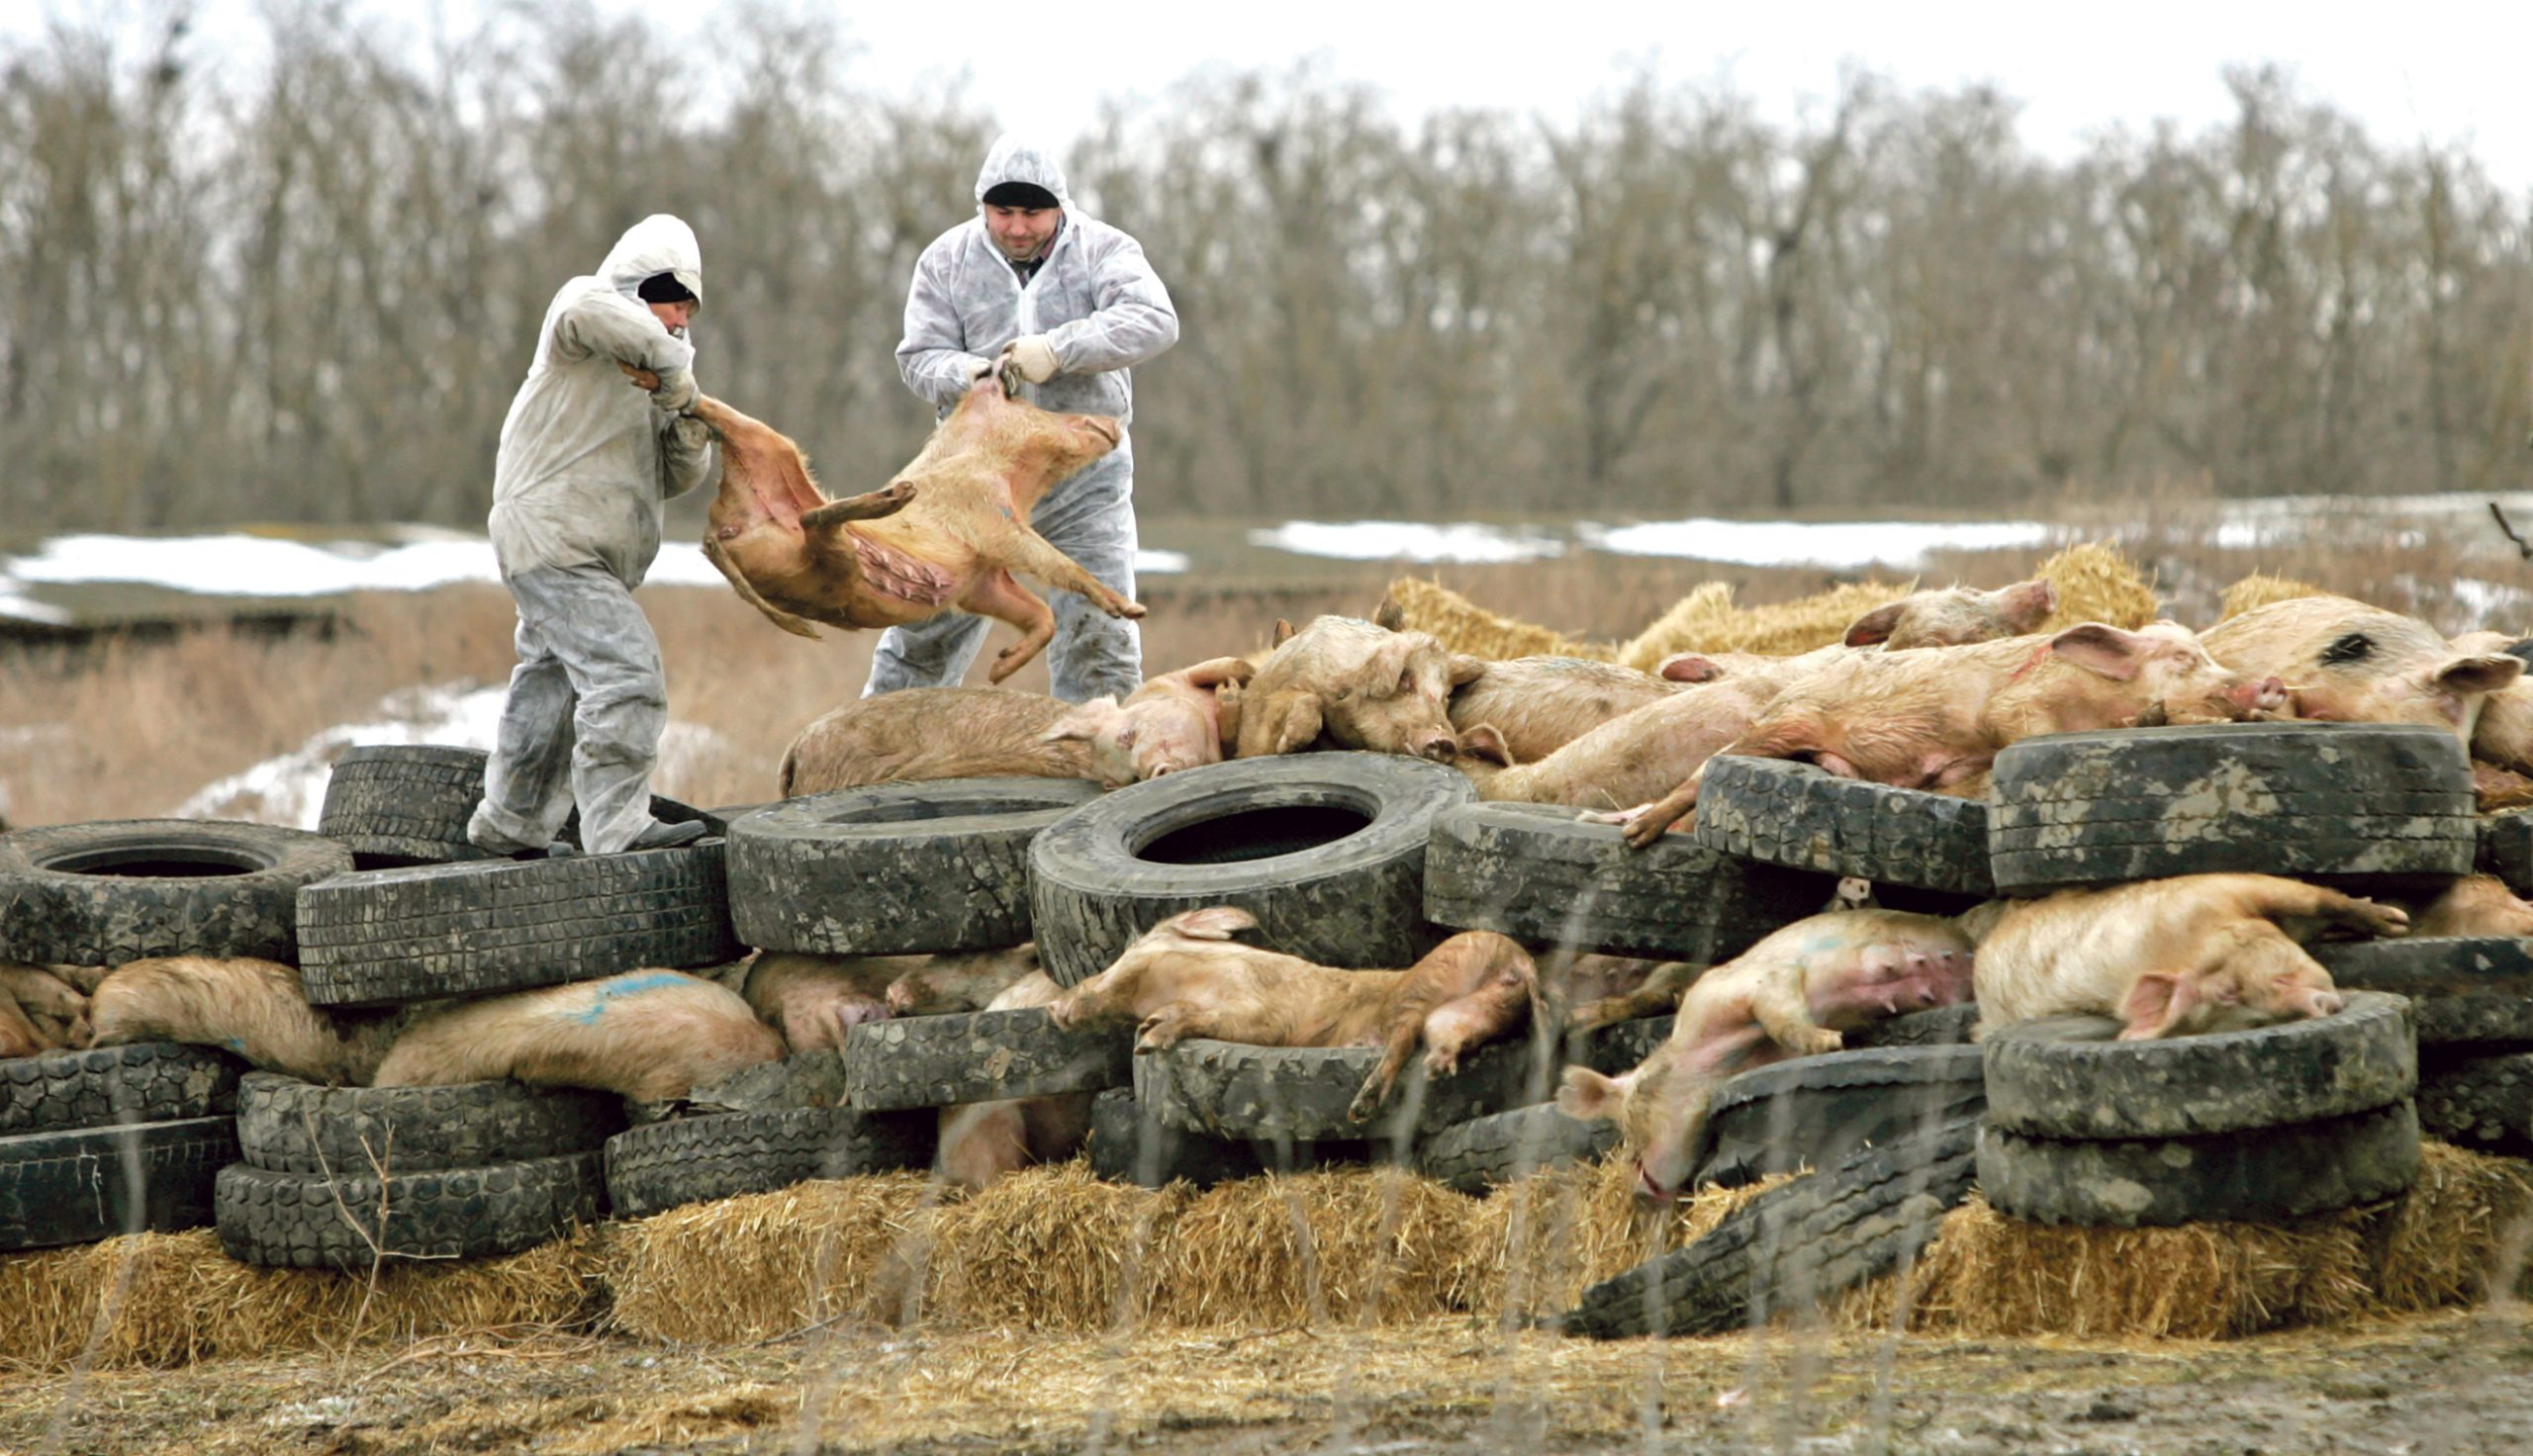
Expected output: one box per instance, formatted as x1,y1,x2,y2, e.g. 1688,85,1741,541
467,215,718,856
866,134,1180,703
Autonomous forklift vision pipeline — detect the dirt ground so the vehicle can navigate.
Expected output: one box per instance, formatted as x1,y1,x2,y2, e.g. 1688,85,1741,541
5,1306,2530,1455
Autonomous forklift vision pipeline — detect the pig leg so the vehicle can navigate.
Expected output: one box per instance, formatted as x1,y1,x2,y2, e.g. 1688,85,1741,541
703,535,824,640
958,568,1060,683
1748,963,1843,1055
991,526,1147,621
1349,937,1538,1122
1419,973,1536,1077
2238,879,2412,943
1130,1000,1270,1053
800,482,918,527
0,987,45,1058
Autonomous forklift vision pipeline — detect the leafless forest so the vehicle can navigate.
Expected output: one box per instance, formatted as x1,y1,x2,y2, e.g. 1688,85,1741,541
4,7,2531,535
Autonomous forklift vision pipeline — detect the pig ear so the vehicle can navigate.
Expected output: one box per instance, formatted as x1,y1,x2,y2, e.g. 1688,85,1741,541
1040,696,1121,744
1271,619,1296,648
1657,653,1724,683
1179,656,1258,690
1842,602,1909,648
2437,654,2525,698
2115,970,2198,1040
1372,596,1408,631
1236,689,1322,758
2046,623,2149,682
1163,906,1258,940
1449,654,1487,687
1555,1065,1632,1123
1457,722,1516,769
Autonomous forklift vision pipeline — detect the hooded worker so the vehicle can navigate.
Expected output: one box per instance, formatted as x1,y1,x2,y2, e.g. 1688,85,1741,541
872,132,1179,703
466,214,719,858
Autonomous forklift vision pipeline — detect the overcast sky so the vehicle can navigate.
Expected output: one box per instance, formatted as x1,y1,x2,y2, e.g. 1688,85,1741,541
14,1,2533,186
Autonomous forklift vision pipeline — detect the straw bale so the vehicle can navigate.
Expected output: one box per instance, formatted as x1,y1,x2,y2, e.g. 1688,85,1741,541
2034,541,2161,631
1454,1155,1797,1321
925,1162,1190,1332
603,1173,939,1345
2219,573,2329,622
1618,581,1918,671
1145,1166,1485,1328
1376,577,1611,662
0,1227,603,1373
2362,1139,2533,1312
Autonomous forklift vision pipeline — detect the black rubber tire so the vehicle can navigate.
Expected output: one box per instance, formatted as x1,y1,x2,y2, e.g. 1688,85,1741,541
1088,1088,1268,1190
2312,938,2533,1047
295,841,742,1007
1696,1046,1988,1190
1691,757,1994,896
726,778,1103,956
0,1117,239,1252
680,1049,851,1115
318,746,499,866
842,1008,1134,1112
235,1072,624,1175
1980,993,2415,1139
213,1151,605,1270
1976,1101,2423,1228
1564,1015,1673,1077
2482,809,2533,895
1136,1035,1550,1142
0,819,352,967
604,1106,936,1219
1027,754,1476,988
2416,1050,2533,1154
1423,802,1834,961
0,1043,244,1138
1561,1117,1978,1339
1419,1104,1618,1196
1847,1004,1981,1049
1988,723,2478,893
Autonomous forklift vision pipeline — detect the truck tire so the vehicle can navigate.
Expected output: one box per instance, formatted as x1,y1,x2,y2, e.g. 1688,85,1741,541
1976,1101,2422,1228
0,820,351,967
0,1117,238,1252
842,1008,1133,1112
1087,1088,1268,1191
1692,757,1993,896
1419,1103,1617,1196
0,1042,243,1138
2415,1050,2533,1154
1989,723,2476,893
295,841,741,1007
1696,1046,1987,1190
604,1107,935,1219
317,746,727,868
1980,993,2414,1139
1136,1035,1549,1143
235,1072,623,1174
213,1151,605,1269
2311,937,2533,1047
726,778,1102,956
1028,755,1475,987
1424,802,1833,961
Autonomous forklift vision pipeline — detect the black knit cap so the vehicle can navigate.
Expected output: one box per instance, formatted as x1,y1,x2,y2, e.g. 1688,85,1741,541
982,180,1061,211
636,271,697,305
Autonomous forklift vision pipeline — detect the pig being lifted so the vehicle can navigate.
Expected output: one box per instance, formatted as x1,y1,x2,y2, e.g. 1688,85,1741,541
675,361,1144,682
1555,909,1979,1200
1049,906,1541,1124
1238,615,1481,762
1972,874,2405,1040
1602,621,2288,847
2204,597,2520,745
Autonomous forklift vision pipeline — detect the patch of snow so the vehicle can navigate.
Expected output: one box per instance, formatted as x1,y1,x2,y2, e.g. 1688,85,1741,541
1572,518,2055,570
0,590,72,624
1135,548,1190,574
1248,520,1566,563
5,533,504,596
170,683,509,828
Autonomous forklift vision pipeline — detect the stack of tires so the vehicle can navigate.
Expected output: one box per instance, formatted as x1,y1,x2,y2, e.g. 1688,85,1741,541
0,816,350,1251
211,745,744,1263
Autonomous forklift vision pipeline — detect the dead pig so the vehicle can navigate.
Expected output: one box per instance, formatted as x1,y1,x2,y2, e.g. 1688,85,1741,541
1039,656,1257,786
1237,615,1480,762
1457,669,1791,812
1604,621,2288,847
742,952,905,1051
1971,874,2404,1040
87,956,400,1085
2395,873,2533,940
933,970,1092,1192
676,362,1143,682
884,944,1043,1016
1048,906,1541,1123
2204,597,2519,745
1555,908,1979,1200
371,969,784,1102
778,688,1090,796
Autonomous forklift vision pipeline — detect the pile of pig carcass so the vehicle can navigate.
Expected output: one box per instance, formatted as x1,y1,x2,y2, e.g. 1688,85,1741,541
0,582,2528,1328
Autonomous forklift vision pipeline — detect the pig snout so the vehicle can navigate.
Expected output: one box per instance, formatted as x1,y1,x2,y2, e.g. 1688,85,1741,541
1632,1156,1676,1205
1413,729,1459,763
2228,675,2290,715
2300,987,2345,1018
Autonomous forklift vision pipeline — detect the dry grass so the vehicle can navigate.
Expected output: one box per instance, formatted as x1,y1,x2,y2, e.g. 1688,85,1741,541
2221,572,2331,621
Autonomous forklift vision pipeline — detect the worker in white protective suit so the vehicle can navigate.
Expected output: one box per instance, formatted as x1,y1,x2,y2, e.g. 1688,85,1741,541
868,133,1179,703
465,214,719,858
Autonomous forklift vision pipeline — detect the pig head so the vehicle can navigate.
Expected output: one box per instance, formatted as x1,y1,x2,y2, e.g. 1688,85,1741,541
2204,597,2520,744
1841,578,2058,650
1236,615,1482,762
2453,629,2533,779
680,363,1144,683
1043,656,1256,786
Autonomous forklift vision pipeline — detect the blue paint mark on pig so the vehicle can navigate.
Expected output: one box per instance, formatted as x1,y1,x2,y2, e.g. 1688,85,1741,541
569,972,690,1026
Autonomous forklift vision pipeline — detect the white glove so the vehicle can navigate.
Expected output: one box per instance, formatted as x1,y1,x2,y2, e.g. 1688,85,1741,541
648,367,699,414
1001,334,1061,384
